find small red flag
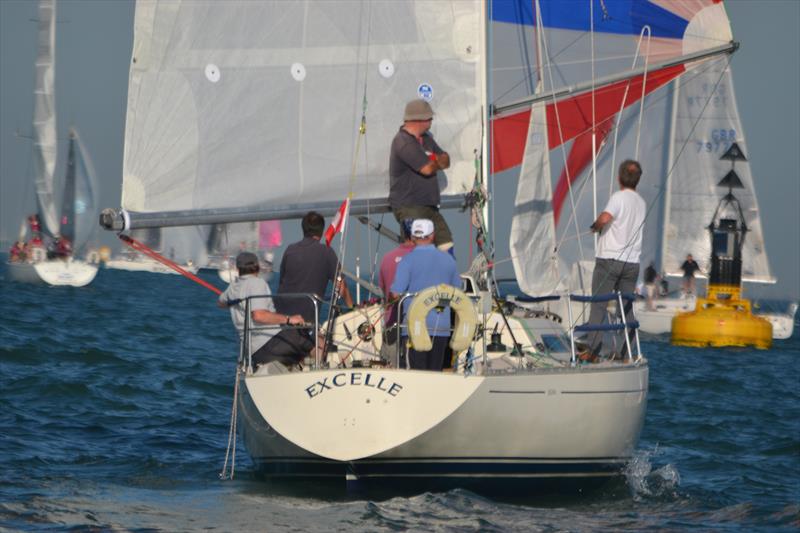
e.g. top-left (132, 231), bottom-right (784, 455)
top-left (324, 198), bottom-right (350, 246)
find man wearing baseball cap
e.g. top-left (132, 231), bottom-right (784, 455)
top-left (388, 99), bottom-right (454, 254)
top-left (218, 252), bottom-right (305, 373)
top-left (390, 218), bottom-right (461, 370)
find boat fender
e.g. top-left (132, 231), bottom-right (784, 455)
top-left (407, 284), bottom-right (478, 353)
top-left (86, 250), bottom-right (100, 264)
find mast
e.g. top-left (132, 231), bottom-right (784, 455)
top-left (481, 0), bottom-right (490, 240)
top-left (590, 0), bottom-right (598, 254)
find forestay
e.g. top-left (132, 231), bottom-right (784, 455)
top-left (121, 0), bottom-right (483, 220)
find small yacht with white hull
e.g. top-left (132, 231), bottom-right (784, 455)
top-left (99, 0), bottom-right (752, 489)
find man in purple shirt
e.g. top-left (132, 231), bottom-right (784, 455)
top-left (378, 219), bottom-right (415, 364)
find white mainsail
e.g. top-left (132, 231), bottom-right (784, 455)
top-left (32, 0), bottom-right (59, 236)
top-left (661, 58), bottom-right (772, 283)
top-left (121, 0), bottom-right (482, 220)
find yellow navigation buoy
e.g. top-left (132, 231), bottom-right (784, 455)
top-left (671, 289), bottom-right (772, 349)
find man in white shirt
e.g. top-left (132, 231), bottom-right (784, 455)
top-left (585, 159), bottom-right (646, 360)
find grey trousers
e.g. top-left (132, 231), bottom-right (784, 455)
top-left (587, 258), bottom-right (640, 354)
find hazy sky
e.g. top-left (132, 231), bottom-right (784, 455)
top-left (1, 0), bottom-right (797, 299)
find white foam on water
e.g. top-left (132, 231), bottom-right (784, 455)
top-left (625, 445), bottom-right (682, 501)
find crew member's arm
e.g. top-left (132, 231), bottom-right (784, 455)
top-left (252, 309), bottom-right (305, 326)
top-left (418, 152), bottom-right (451, 176)
top-left (337, 277), bottom-right (354, 308)
top-left (590, 211), bottom-right (613, 233)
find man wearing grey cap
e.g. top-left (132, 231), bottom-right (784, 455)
top-left (389, 99), bottom-right (454, 253)
top-left (218, 251), bottom-right (305, 372)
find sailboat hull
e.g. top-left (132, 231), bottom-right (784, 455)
top-left (633, 297), bottom-right (696, 335)
top-left (105, 258), bottom-right (198, 275)
top-left (6, 260), bottom-right (98, 287)
top-left (239, 364), bottom-right (648, 482)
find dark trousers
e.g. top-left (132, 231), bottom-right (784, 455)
top-left (587, 258), bottom-right (639, 354)
top-left (252, 328), bottom-right (314, 369)
top-left (403, 335), bottom-right (449, 371)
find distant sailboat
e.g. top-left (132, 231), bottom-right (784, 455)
top-left (629, 63), bottom-right (797, 339)
top-left (205, 220), bottom-right (282, 283)
top-left (105, 226), bottom-right (201, 275)
top-left (6, 0), bottom-right (98, 287)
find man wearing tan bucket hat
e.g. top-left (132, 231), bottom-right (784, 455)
top-left (388, 99), bottom-right (454, 253)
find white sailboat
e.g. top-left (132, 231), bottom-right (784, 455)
top-left (105, 226), bottom-right (201, 275)
top-left (204, 221), bottom-right (281, 283)
top-left (7, 0), bottom-right (98, 288)
top-left (99, 1), bottom-right (754, 485)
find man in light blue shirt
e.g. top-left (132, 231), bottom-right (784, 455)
top-left (390, 219), bottom-right (461, 370)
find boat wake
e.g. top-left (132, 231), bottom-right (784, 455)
top-left (624, 446), bottom-right (681, 501)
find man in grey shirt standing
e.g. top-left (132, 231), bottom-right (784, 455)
top-left (389, 99), bottom-right (454, 253)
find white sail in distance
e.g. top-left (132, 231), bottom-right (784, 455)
top-left (661, 58), bottom-right (772, 283)
top-left (32, 0), bottom-right (59, 236)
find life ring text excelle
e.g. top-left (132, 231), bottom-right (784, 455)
top-left (406, 284), bottom-right (478, 352)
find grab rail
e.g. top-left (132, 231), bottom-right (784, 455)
top-left (240, 293), bottom-right (323, 371)
top-left (566, 292), bottom-right (642, 366)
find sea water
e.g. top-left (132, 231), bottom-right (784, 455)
top-left (1, 266), bottom-right (798, 531)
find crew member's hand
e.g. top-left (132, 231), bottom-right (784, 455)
top-left (287, 314), bottom-right (305, 326)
